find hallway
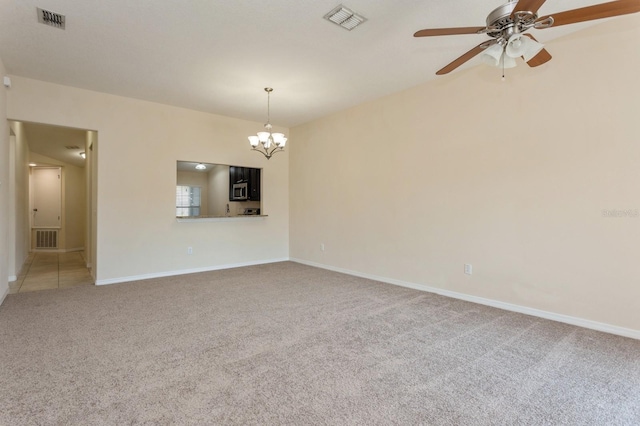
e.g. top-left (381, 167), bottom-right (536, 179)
top-left (9, 252), bottom-right (94, 293)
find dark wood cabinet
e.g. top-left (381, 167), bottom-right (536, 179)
top-left (230, 166), bottom-right (237, 185)
top-left (228, 166), bottom-right (237, 200)
top-left (248, 168), bottom-right (260, 201)
top-left (229, 166), bottom-right (260, 201)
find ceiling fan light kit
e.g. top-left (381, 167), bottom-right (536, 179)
top-left (414, 0), bottom-right (640, 76)
top-left (506, 34), bottom-right (544, 61)
top-left (482, 44), bottom-right (517, 69)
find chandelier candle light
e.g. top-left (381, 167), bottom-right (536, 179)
top-left (248, 88), bottom-right (287, 159)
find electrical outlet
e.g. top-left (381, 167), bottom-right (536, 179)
top-left (464, 264), bottom-right (472, 275)
top-left (187, 247), bottom-right (193, 255)
top-left (320, 243), bottom-right (325, 251)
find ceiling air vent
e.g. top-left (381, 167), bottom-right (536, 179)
top-left (324, 5), bottom-right (367, 31)
top-left (65, 145), bottom-right (80, 150)
top-left (37, 7), bottom-right (65, 30)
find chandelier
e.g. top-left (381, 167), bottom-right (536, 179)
top-left (248, 88), bottom-right (287, 159)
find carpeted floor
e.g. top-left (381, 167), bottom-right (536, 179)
top-left (0, 261), bottom-right (638, 425)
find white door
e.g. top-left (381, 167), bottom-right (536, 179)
top-left (32, 167), bottom-right (61, 228)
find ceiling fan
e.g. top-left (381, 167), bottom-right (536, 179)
top-left (414, 0), bottom-right (640, 75)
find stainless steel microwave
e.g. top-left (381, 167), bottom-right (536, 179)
top-left (232, 182), bottom-right (248, 200)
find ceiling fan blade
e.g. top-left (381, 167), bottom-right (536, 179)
top-left (436, 43), bottom-right (487, 75)
top-left (522, 34), bottom-right (552, 67)
top-left (511, 0), bottom-right (548, 17)
top-left (538, 0), bottom-right (640, 27)
top-left (414, 27), bottom-right (485, 37)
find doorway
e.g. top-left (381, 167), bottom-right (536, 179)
top-left (8, 121), bottom-right (98, 293)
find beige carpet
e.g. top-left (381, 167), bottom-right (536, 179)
top-left (0, 261), bottom-right (638, 425)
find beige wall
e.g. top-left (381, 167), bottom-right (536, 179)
top-left (208, 165), bottom-right (230, 217)
top-left (0, 55), bottom-right (8, 299)
top-left (7, 77), bottom-right (289, 283)
top-left (63, 161), bottom-right (86, 250)
top-left (85, 130), bottom-right (97, 273)
top-left (290, 16), bottom-right (640, 332)
top-left (8, 121), bottom-right (29, 277)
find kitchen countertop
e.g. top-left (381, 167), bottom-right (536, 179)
top-left (176, 215), bottom-right (268, 223)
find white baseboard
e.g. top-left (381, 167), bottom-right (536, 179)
top-left (95, 258), bottom-right (290, 286)
top-left (63, 247), bottom-right (85, 253)
top-left (31, 247), bottom-right (84, 253)
top-left (8, 275), bottom-right (17, 282)
top-left (290, 258), bottom-right (640, 341)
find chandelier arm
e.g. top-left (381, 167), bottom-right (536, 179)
top-left (268, 147), bottom-right (284, 157)
top-left (250, 145), bottom-right (284, 160)
top-left (251, 147), bottom-right (270, 159)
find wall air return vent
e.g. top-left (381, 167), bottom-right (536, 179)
top-left (36, 230), bottom-right (58, 249)
top-left (37, 7), bottom-right (65, 29)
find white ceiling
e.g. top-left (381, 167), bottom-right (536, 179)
top-left (20, 122), bottom-right (88, 168)
top-left (0, 0), bottom-right (619, 127)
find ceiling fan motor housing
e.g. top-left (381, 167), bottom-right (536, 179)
top-left (486, 1), bottom-right (538, 40)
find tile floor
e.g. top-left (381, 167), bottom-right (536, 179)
top-left (9, 251), bottom-right (94, 294)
